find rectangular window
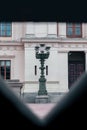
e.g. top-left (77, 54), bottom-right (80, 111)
top-left (0, 60), bottom-right (11, 79)
top-left (46, 65), bottom-right (48, 75)
top-left (66, 23), bottom-right (82, 38)
top-left (0, 23), bottom-right (12, 37)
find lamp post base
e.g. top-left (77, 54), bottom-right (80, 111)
top-left (38, 77), bottom-right (48, 95)
top-left (35, 95), bottom-right (49, 103)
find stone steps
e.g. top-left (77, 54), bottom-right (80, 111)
top-left (6, 79), bottom-right (23, 97)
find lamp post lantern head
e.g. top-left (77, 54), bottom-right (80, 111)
top-left (35, 44), bottom-right (50, 59)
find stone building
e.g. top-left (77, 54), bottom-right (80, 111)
top-left (0, 22), bottom-right (86, 102)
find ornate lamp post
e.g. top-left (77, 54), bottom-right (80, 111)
top-left (35, 44), bottom-right (50, 96)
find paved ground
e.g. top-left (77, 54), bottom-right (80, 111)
top-left (21, 92), bottom-right (66, 103)
top-left (20, 93), bottom-right (67, 120)
top-left (25, 103), bottom-right (57, 119)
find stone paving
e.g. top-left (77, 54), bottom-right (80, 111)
top-left (26, 103), bottom-right (57, 119)
top-left (11, 91), bottom-right (67, 119)
top-left (20, 93), bottom-right (67, 119)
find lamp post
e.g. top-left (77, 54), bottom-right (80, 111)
top-left (35, 44), bottom-right (50, 96)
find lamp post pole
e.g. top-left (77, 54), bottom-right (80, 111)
top-left (38, 54), bottom-right (47, 95)
top-left (35, 44), bottom-right (50, 96)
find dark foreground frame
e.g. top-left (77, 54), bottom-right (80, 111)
top-left (0, 72), bottom-right (87, 129)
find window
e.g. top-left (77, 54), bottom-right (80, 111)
top-left (66, 23), bottom-right (82, 38)
top-left (0, 23), bottom-right (12, 37)
top-left (0, 60), bottom-right (11, 79)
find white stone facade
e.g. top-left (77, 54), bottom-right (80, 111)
top-left (0, 22), bottom-right (87, 93)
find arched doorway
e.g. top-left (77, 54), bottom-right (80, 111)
top-left (68, 51), bottom-right (85, 89)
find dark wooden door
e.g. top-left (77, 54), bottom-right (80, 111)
top-left (68, 62), bottom-right (85, 88)
top-left (68, 52), bottom-right (85, 89)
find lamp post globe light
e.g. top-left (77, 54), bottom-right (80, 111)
top-left (35, 44), bottom-right (50, 97)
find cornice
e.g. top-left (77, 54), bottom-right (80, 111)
top-left (0, 42), bottom-right (23, 46)
top-left (21, 37), bottom-right (87, 43)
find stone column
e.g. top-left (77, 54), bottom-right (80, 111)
top-left (58, 51), bottom-right (69, 92)
top-left (24, 43), bottom-right (39, 93)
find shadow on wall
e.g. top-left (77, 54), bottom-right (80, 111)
top-left (0, 72), bottom-right (87, 129)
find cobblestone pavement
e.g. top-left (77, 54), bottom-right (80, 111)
top-left (25, 103), bottom-right (57, 119)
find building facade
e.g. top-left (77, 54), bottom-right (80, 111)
top-left (0, 22), bottom-right (87, 95)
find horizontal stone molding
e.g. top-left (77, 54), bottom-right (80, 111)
top-left (0, 46), bottom-right (24, 51)
top-left (21, 36), bottom-right (87, 43)
top-left (24, 81), bottom-right (59, 84)
top-left (0, 40), bottom-right (21, 44)
top-left (0, 55), bottom-right (15, 58)
top-left (58, 50), bottom-right (69, 53)
top-left (0, 42), bottom-right (23, 45)
top-left (21, 37), bottom-right (61, 43)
